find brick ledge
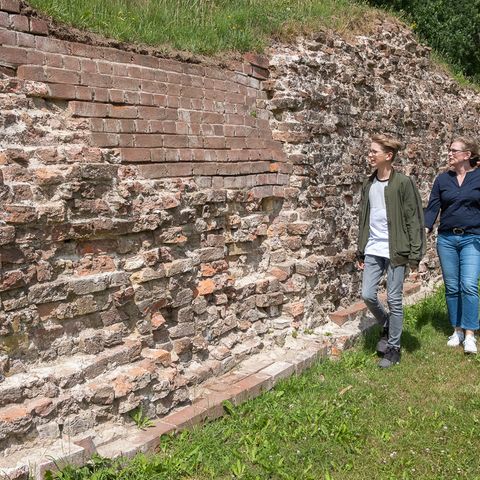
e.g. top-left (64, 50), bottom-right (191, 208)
top-left (329, 281), bottom-right (422, 326)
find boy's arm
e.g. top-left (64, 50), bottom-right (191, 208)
top-left (404, 178), bottom-right (425, 267)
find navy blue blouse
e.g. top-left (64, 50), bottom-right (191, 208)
top-left (424, 168), bottom-right (480, 234)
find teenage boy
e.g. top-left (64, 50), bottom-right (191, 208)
top-left (357, 134), bottom-right (426, 368)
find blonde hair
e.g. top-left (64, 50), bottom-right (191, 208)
top-left (371, 134), bottom-right (402, 160)
top-left (453, 136), bottom-right (479, 166)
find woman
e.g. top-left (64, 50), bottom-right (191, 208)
top-left (425, 136), bottom-right (480, 353)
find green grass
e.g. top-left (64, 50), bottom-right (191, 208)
top-left (48, 287), bottom-right (480, 479)
top-left (27, 0), bottom-right (371, 55)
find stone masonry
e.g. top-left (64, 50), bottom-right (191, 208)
top-left (0, 0), bottom-right (479, 471)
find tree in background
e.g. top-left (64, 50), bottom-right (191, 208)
top-left (367, 0), bottom-right (480, 81)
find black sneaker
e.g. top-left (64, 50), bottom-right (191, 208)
top-left (378, 346), bottom-right (401, 368)
top-left (376, 328), bottom-right (388, 356)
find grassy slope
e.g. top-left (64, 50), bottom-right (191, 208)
top-left (51, 287), bottom-right (480, 480)
top-left (27, 0), bottom-right (371, 55)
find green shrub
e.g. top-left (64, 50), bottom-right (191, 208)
top-left (367, 0), bottom-right (480, 82)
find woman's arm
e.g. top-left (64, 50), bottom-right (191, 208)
top-left (424, 176), bottom-right (441, 231)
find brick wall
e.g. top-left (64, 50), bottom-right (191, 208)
top-left (0, 0), bottom-right (297, 455)
top-left (1, 0), bottom-right (479, 458)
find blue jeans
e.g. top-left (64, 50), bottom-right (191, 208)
top-left (437, 233), bottom-right (480, 331)
top-left (361, 255), bottom-right (406, 348)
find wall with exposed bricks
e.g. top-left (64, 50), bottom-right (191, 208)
top-left (0, 0), bottom-right (295, 458)
top-left (1, 0), bottom-right (480, 462)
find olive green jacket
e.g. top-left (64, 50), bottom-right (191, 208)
top-left (357, 169), bottom-right (426, 267)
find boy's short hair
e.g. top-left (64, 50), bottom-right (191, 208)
top-left (371, 134), bottom-right (402, 160)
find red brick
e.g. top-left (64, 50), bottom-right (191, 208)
top-left (192, 164), bottom-right (217, 176)
top-left (26, 397), bottom-right (55, 417)
top-left (244, 52), bottom-right (270, 69)
top-left (0, 404), bottom-right (29, 423)
top-left (75, 86), bottom-right (94, 101)
top-left (0, 0), bottom-right (20, 13)
top-left (69, 101), bottom-right (109, 118)
top-left (230, 373), bottom-right (273, 403)
top-left (138, 106), bottom-right (165, 120)
top-left (2, 204), bottom-right (37, 223)
top-left (329, 301), bottom-right (367, 326)
top-left (68, 41), bottom-right (91, 58)
top-left (138, 163), bottom-right (193, 178)
top-left (141, 79), bottom-right (167, 94)
top-left (141, 348), bottom-right (171, 366)
top-left (81, 58), bottom-right (97, 73)
top-left (121, 119), bottom-right (137, 132)
top-left (46, 66), bottom-right (80, 84)
top-left (202, 112), bottom-right (224, 124)
top-left (82, 72), bottom-right (112, 88)
top-left (105, 48), bottom-right (133, 64)
top-left (109, 105), bottom-right (138, 119)
top-left (93, 87), bottom-right (109, 102)
top-left (91, 133), bottom-right (119, 147)
top-left (150, 149), bottom-right (166, 162)
top-left (133, 53), bottom-right (159, 69)
top-left (120, 148), bottom-right (152, 163)
top-left (101, 119), bottom-right (120, 133)
top-left (43, 52), bottom-right (63, 67)
top-left (9, 13), bottom-right (27, 31)
top-left (152, 93), bottom-right (167, 106)
top-left (89, 118), bottom-right (104, 132)
top-left (0, 45), bottom-right (27, 65)
top-left (15, 30), bottom-right (34, 47)
top-left (36, 36), bottom-right (68, 54)
top-left (163, 392), bottom-right (229, 430)
top-left (47, 84), bottom-right (76, 100)
top-left (97, 61), bottom-right (113, 75)
top-left (62, 55), bottom-right (81, 71)
top-left (109, 89), bottom-right (125, 103)
top-left (204, 137), bottom-right (226, 149)
top-left (195, 278), bottom-right (216, 296)
top-left (118, 134), bottom-right (134, 147)
top-left (163, 135), bottom-right (188, 148)
top-left (113, 76), bottom-right (141, 91)
top-left (0, 11), bottom-right (9, 27)
top-left (0, 28), bottom-right (15, 45)
top-left (226, 138), bottom-right (247, 149)
top-left (29, 16), bottom-right (49, 35)
top-left (0, 269), bottom-right (26, 291)
top-left (151, 312), bottom-right (166, 330)
top-left (75, 254), bottom-right (116, 276)
top-left (167, 83), bottom-right (181, 96)
top-left (283, 301), bottom-right (305, 318)
top-left (134, 134), bottom-right (163, 148)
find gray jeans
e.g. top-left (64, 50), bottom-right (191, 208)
top-left (361, 255), bottom-right (406, 348)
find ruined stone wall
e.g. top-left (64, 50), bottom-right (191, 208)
top-left (1, 0), bottom-right (480, 458)
top-left (265, 19), bottom-right (480, 320)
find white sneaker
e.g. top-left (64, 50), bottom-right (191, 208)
top-left (447, 331), bottom-right (464, 347)
top-left (464, 335), bottom-right (477, 354)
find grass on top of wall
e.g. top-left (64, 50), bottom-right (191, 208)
top-left (47, 286), bottom-right (480, 479)
top-left (27, 0), bottom-right (372, 55)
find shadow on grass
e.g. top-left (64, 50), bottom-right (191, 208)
top-left (411, 290), bottom-right (451, 337)
top-left (362, 324), bottom-right (421, 354)
top-left (361, 288), bottom-right (450, 355)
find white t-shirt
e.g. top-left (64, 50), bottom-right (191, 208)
top-left (365, 177), bottom-right (389, 259)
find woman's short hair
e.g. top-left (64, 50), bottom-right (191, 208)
top-left (453, 136), bottom-right (479, 167)
top-left (371, 134), bottom-right (402, 160)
